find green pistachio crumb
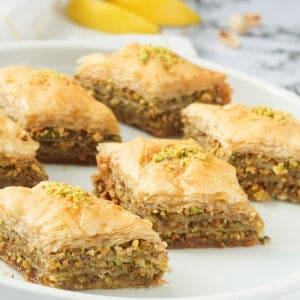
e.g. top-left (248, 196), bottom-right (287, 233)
top-left (138, 49), bottom-right (150, 64)
top-left (272, 162), bottom-right (288, 175)
top-left (253, 189), bottom-right (271, 202)
top-left (251, 106), bottom-right (291, 123)
top-left (152, 144), bottom-right (207, 166)
top-left (6, 75), bottom-right (15, 83)
top-left (29, 69), bottom-right (65, 85)
top-left (30, 163), bottom-right (41, 172)
top-left (288, 159), bottom-right (298, 168)
top-left (113, 258), bottom-right (123, 266)
top-left (45, 182), bottom-right (91, 203)
top-left (132, 239), bottom-right (139, 248)
top-left (189, 206), bottom-right (201, 215)
top-left (152, 154), bottom-right (165, 163)
top-left (137, 45), bottom-right (182, 70)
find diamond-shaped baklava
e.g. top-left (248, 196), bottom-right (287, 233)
top-left (0, 66), bottom-right (121, 164)
top-left (0, 110), bottom-right (47, 187)
top-left (182, 102), bottom-right (300, 202)
top-left (0, 181), bottom-right (168, 290)
top-left (93, 137), bottom-right (267, 248)
top-left (75, 43), bottom-right (232, 137)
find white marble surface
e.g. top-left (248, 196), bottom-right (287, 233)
top-left (165, 0), bottom-right (300, 95)
top-left (1, 0), bottom-right (299, 95)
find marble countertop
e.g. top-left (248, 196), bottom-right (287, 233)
top-left (165, 0), bottom-right (300, 95)
top-left (1, 0), bottom-right (298, 95)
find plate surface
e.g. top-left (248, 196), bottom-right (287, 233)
top-left (0, 40), bottom-right (300, 300)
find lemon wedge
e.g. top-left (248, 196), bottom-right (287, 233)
top-left (66, 0), bottom-right (159, 34)
top-left (109, 0), bottom-right (201, 26)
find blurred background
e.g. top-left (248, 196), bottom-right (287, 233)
top-left (0, 0), bottom-right (299, 95)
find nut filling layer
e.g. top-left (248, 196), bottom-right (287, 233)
top-left (0, 159), bottom-right (47, 188)
top-left (0, 222), bottom-right (168, 290)
top-left (78, 78), bottom-right (229, 137)
top-left (30, 127), bottom-right (121, 165)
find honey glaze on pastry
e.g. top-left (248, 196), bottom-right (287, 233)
top-left (182, 102), bottom-right (300, 202)
top-left (0, 181), bottom-right (168, 289)
top-left (75, 43), bottom-right (232, 137)
top-left (93, 137), bottom-right (268, 248)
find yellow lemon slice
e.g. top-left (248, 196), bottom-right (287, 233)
top-left (66, 0), bottom-right (159, 34)
top-left (109, 0), bottom-right (201, 26)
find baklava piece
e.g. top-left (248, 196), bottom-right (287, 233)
top-left (75, 43), bottom-right (232, 137)
top-left (0, 110), bottom-right (47, 188)
top-left (93, 137), bottom-right (267, 248)
top-left (0, 181), bottom-right (168, 290)
top-left (0, 66), bottom-right (121, 165)
top-left (182, 103), bottom-right (300, 203)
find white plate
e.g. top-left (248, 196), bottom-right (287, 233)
top-left (0, 40), bottom-right (300, 300)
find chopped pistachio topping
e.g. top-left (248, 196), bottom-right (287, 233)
top-left (138, 50), bottom-right (150, 64)
top-left (152, 144), bottom-right (207, 165)
top-left (45, 182), bottom-right (92, 203)
top-left (272, 162), bottom-right (288, 175)
top-left (6, 75), bottom-right (15, 83)
top-left (132, 239), bottom-right (139, 248)
top-left (29, 69), bottom-right (65, 85)
top-left (289, 159), bottom-right (298, 168)
top-left (137, 45), bottom-right (183, 69)
top-left (251, 106), bottom-right (291, 123)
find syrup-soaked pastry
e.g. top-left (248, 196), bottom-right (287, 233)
top-left (93, 137), bottom-right (267, 248)
top-left (0, 66), bottom-right (121, 165)
top-left (0, 181), bottom-right (168, 290)
top-left (75, 43), bottom-right (231, 137)
top-left (182, 102), bottom-right (300, 202)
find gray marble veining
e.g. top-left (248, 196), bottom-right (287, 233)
top-left (165, 0), bottom-right (300, 95)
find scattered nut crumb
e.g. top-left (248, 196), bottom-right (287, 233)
top-left (20, 132), bottom-right (29, 141)
top-left (244, 13), bottom-right (261, 27)
top-left (217, 30), bottom-right (240, 48)
top-left (229, 13), bottom-right (261, 34)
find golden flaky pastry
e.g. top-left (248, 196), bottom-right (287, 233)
top-left (182, 102), bottom-right (300, 160)
top-left (0, 65), bottom-right (119, 135)
top-left (0, 109), bottom-right (38, 159)
top-left (96, 137), bottom-right (248, 210)
top-left (76, 43), bottom-right (231, 101)
top-left (0, 181), bottom-right (160, 253)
